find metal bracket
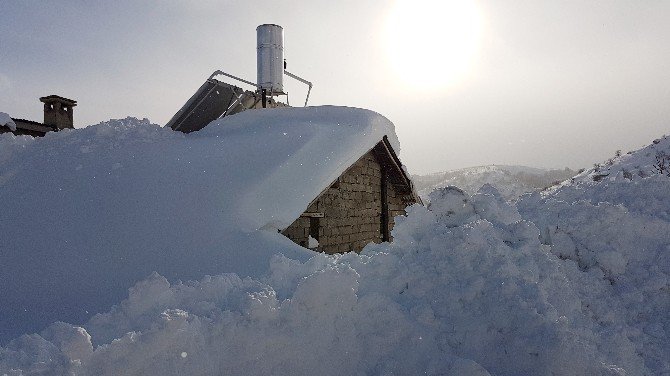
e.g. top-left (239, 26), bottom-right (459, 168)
top-left (284, 70), bottom-right (313, 107)
top-left (220, 91), bottom-right (250, 119)
top-left (209, 70), bottom-right (257, 88)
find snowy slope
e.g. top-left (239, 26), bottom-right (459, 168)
top-left (413, 165), bottom-right (577, 201)
top-left (0, 106), bottom-right (397, 342)
top-left (2, 178), bottom-right (666, 375)
top-left (1, 121), bottom-right (668, 375)
top-left (541, 135), bottom-right (670, 220)
top-left (518, 135), bottom-right (670, 374)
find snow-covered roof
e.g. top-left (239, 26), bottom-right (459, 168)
top-left (0, 106), bottom-right (402, 339)
top-left (196, 105), bottom-right (401, 231)
top-left (0, 112), bottom-right (17, 131)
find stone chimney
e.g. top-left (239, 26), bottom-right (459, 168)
top-left (39, 95), bottom-right (77, 130)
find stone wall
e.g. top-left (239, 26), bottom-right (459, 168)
top-left (282, 149), bottom-right (414, 254)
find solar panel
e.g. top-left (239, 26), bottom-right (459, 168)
top-left (166, 78), bottom-right (253, 133)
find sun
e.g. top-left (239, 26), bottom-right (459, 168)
top-left (384, 0), bottom-right (483, 89)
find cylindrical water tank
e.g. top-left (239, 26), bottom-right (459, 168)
top-left (257, 24), bottom-right (284, 94)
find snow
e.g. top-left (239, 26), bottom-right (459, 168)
top-left (0, 106), bottom-right (398, 342)
top-left (515, 135), bottom-right (670, 374)
top-left (413, 165), bottom-right (577, 201)
top-left (0, 112), bottom-right (17, 131)
top-left (543, 134), bottom-right (670, 219)
top-left (307, 235), bottom-right (319, 248)
top-left (1, 113), bottom-right (668, 375)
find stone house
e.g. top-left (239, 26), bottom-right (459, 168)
top-left (164, 76), bottom-right (421, 254)
top-left (0, 95), bottom-right (77, 137)
top-left (282, 136), bottom-right (419, 253)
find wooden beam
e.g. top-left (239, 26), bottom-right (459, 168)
top-left (380, 168), bottom-right (390, 242)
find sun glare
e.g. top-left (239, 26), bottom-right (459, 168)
top-left (385, 0), bottom-right (482, 89)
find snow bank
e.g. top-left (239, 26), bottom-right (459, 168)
top-left (516, 135), bottom-right (670, 373)
top-left (1, 114), bottom-right (668, 374)
top-left (0, 112), bottom-right (17, 131)
top-left (0, 106), bottom-right (397, 341)
top-left (2, 184), bottom-right (660, 375)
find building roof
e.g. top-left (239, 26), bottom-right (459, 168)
top-left (196, 105), bottom-right (407, 231)
top-left (11, 117), bottom-right (43, 126)
top-left (39, 95), bottom-right (77, 106)
top-left (11, 118), bottom-right (57, 132)
top-left (0, 115), bottom-right (56, 134)
top-left (373, 135), bottom-right (416, 195)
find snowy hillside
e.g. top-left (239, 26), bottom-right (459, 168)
top-left (413, 165), bottom-right (577, 201)
top-left (1, 115), bottom-right (668, 375)
top-left (543, 135), bottom-right (670, 220)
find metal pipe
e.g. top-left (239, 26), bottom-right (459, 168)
top-left (209, 70), bottom-right (257, 88)
top-left (220, 91), bottom-right (250, 119)
top-left (284, 70), bottom-right (313, 107)
top-left (304, 85), bottom-right (312, 107)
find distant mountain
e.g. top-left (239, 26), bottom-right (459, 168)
top-left (412, 165), bottom-right (578, 201)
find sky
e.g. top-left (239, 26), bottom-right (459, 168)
top-left (1, 0), bottom-right (669, 174)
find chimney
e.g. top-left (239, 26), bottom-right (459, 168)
top-left (39, 95), bottom-right (77, 130)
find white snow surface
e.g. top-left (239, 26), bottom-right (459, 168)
top-left (0, 112), bottom-right (17, 131)
top-left (0, 106), bottom-right (398, 341)
top-left (1, 118), bottom-right (669, 375)
top-left (413, 165), bottom-right (577, 201)
top-left (543, 134), bottom-right (670, 220)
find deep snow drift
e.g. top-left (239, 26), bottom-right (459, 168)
top-left (0, 106), bottom-right (397, 341)
top-left (1, 113), bottom-right (668, 375)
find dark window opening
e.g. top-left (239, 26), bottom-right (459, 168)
top-left (309, 217), bottom-right (320, 242)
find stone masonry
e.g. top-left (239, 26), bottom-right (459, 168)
top-left (282, 148), bottom-right (415, 254)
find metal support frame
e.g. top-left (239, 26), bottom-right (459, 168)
top-left (205, 69), bottom-right (313, 109)
top-left (219, 91), bottom-right (251, 119)
top-left (284, 70), bottom-right (313, 107)
top-left (209, 70), bottom-right (257, 88)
